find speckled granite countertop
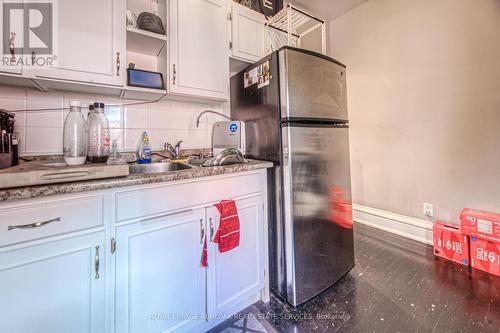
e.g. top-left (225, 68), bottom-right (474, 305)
top-left (0, 160), bottom-right (273, 203)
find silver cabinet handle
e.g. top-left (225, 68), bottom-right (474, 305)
top-left (209, 217), bottom-right (214, 241)
top-left (95, 246), bottom-right (100, 279)
top-left (172, 64), bottom-right (176, 85)
top-left (9, 32), bottom-right (15, 62)
top-left (116, 52), bottom-right (121, 76)
top-left (8, 217), bottom-right (61, 231)
top-left (200, 219), bottom-right (205, 244)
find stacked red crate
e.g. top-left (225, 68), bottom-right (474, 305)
top-left (461, 209), bottom-right (500, 277)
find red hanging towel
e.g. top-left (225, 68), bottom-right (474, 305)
top-left (201, 238), bottom-right (208, 267)
top-left (213, 200), bottom-right (240, 253)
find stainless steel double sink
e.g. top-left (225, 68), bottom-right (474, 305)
top-left (129, 161), bottom-right (196, 175)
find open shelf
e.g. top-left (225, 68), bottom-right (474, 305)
top-left (126, 27), bottom-right (167, 56)
top-left (121, 85), bottom-right (167, 100)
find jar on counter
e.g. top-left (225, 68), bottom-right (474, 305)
top-left (63, 101), bottom-right (86, 166)
top-left (87, 102), bottom-right (110, 163)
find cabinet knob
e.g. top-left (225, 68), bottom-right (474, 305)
top-left (95, 246), bottom-right (100, 279)
top-left (172, 64), bottom-right (176, 85)
top-left (200, 219), bottom-right (205, 244)
top-left (116, 52), bottom-right (121, 76)
top-left (209, 217), bottom-right (215, 241)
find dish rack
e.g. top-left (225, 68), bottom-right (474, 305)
top-left (265, 3), bottom-right (326, 55)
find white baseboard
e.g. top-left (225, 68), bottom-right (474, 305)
top-left (353, 204), bottom-right (434, 245)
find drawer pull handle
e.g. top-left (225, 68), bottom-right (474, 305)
top-left (209, 217), bottom-right (214, 241)
top-left (7, 217), bottom-right (61, 231)
top-left (95, 246), bottom-right (100, 279)
top-left (200, 219), bottom-right (205, 244)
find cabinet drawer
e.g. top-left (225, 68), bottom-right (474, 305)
top-left (116, 172), bottom-right (264, 222)
top-left (0, 195), bottom-right (104, 247)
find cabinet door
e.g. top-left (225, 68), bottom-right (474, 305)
top-left (207, 195), bottom-right (265, 317)
top-left (0, 232), bottom-right (106, 333)
top-left (34, 0), bottom-right (125, 86)
top-left (230, 2), bottom-right (265, 63)
top-left (115, 208), bottom-right (207, 333)
top-left (168, 0), bottom-right (229, 100)
top-left (0, 0), bottom-right (22, 75)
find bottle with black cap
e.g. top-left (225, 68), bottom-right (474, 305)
top-left (87, 102), bottom-right (110, 163)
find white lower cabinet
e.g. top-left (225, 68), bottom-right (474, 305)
top-left (115, 208), bottom-right (207, 333)
top-left (207, 195), bottom-right (265, 318)
top-left (0, 231), bottom-right (106, 333)
top-left (0, 171), bottom-right (268, 333)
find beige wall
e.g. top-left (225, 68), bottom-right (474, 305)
top-left (329, 0), bottom-right (500, 224)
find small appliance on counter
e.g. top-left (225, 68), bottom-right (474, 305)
top-left (212, 121), bottom-right (246, 156)
top-left (0, 110), bottom-right (17, 170)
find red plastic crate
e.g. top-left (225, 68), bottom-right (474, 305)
top-left (470, 236), bottom-right (500, 277)
top-left (433, 222), bottom-right (469, 266)
top-left (461, 208), bottom-right (500, 243)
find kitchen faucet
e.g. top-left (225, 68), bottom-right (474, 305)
top-left (165, 141), bottom-right (183, 159)
top-left (195, 110), bottom-right (231, 128)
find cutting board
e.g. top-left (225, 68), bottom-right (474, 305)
top-left (0, 159), bottom-right (130, 189)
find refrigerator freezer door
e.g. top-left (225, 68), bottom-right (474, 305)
top-left (279, 48), bottom-right (348, 122)
top-left (281, 124), bottom-right (354, 306)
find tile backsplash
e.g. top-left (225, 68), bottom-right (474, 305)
top-left (0, 86), bottom-right (229, 156)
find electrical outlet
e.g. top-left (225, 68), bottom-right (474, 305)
top-left (423, 203), bottom-right (434, 217)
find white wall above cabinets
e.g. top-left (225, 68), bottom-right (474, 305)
top-left (168, 0), bottom-right (230, 101)
top-left (0, 170), bottom-right (269, 333)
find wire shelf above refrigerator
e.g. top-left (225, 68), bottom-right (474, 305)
top-left (265, 4), bottom-right (326, 55)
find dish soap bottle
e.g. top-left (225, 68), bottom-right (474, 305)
top-left (137, 131), bottom-right (152, 164)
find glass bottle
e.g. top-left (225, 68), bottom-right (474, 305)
top-left (63, 101), bottom-right (86, 165)
top-left (87, 102), bottom-right (110, 163)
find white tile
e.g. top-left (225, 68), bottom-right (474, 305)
top-left (149, 129), bottom-right (170, 150)
top-left (26, 89), bottom-right (61, 101)
top-left (172, 111), bottom-right (199, 130)
top-left (0, 97), bottom-right (26, 111)
top-left (124, 128), bottom-right (144, 151)
top-left (26, 111), bottom-right (63, 127)
top-left (63, 92), bottom-right (95, 105)
top-left (13, 111), bottom-right (26, 127)
top-left (26, 95), bottom-right (64, 112)
top-left (149, 106), bottom-right (170, 129)
top-left (0, 86), bottom-right (26, 99)
top-left (110, 129), bottom-right (124, 150)
top-left (25, 127), bottom-right (63, 154)
top-left (14, 126), bottom-right (26, 155)
top-left (186, 129), bottom-right (211, 148)
top-left (124, 106), bottom-right (148, 129)
top-left (104, 105), bottom-right (123, 129)
top-left (170, 129), bottom-right (190, 148)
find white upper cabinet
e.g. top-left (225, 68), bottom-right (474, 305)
top-left (0, 231), bottom-right (106, 333)
top-left (229, 2), bottom-right (266, 63)
top-left (0, 0), bottom-right (22, 75)
top-left (168, 0), bottom-right (229, 101)
top-left (34, 0), bottom-right (125, 86)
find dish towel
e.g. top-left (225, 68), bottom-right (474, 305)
top-left (201, 238), bottom-right (208, 267)
top-left (213, 200), bottom-right (241, 253)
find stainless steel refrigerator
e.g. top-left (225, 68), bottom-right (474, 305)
top-left (231, 47), bottom-right (355, 307)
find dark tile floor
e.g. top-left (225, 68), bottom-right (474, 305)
top-left (209, 223), bottom-right (500, 333)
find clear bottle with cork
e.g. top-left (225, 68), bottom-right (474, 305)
top-left (87, 102), bottom-right (110, 163)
